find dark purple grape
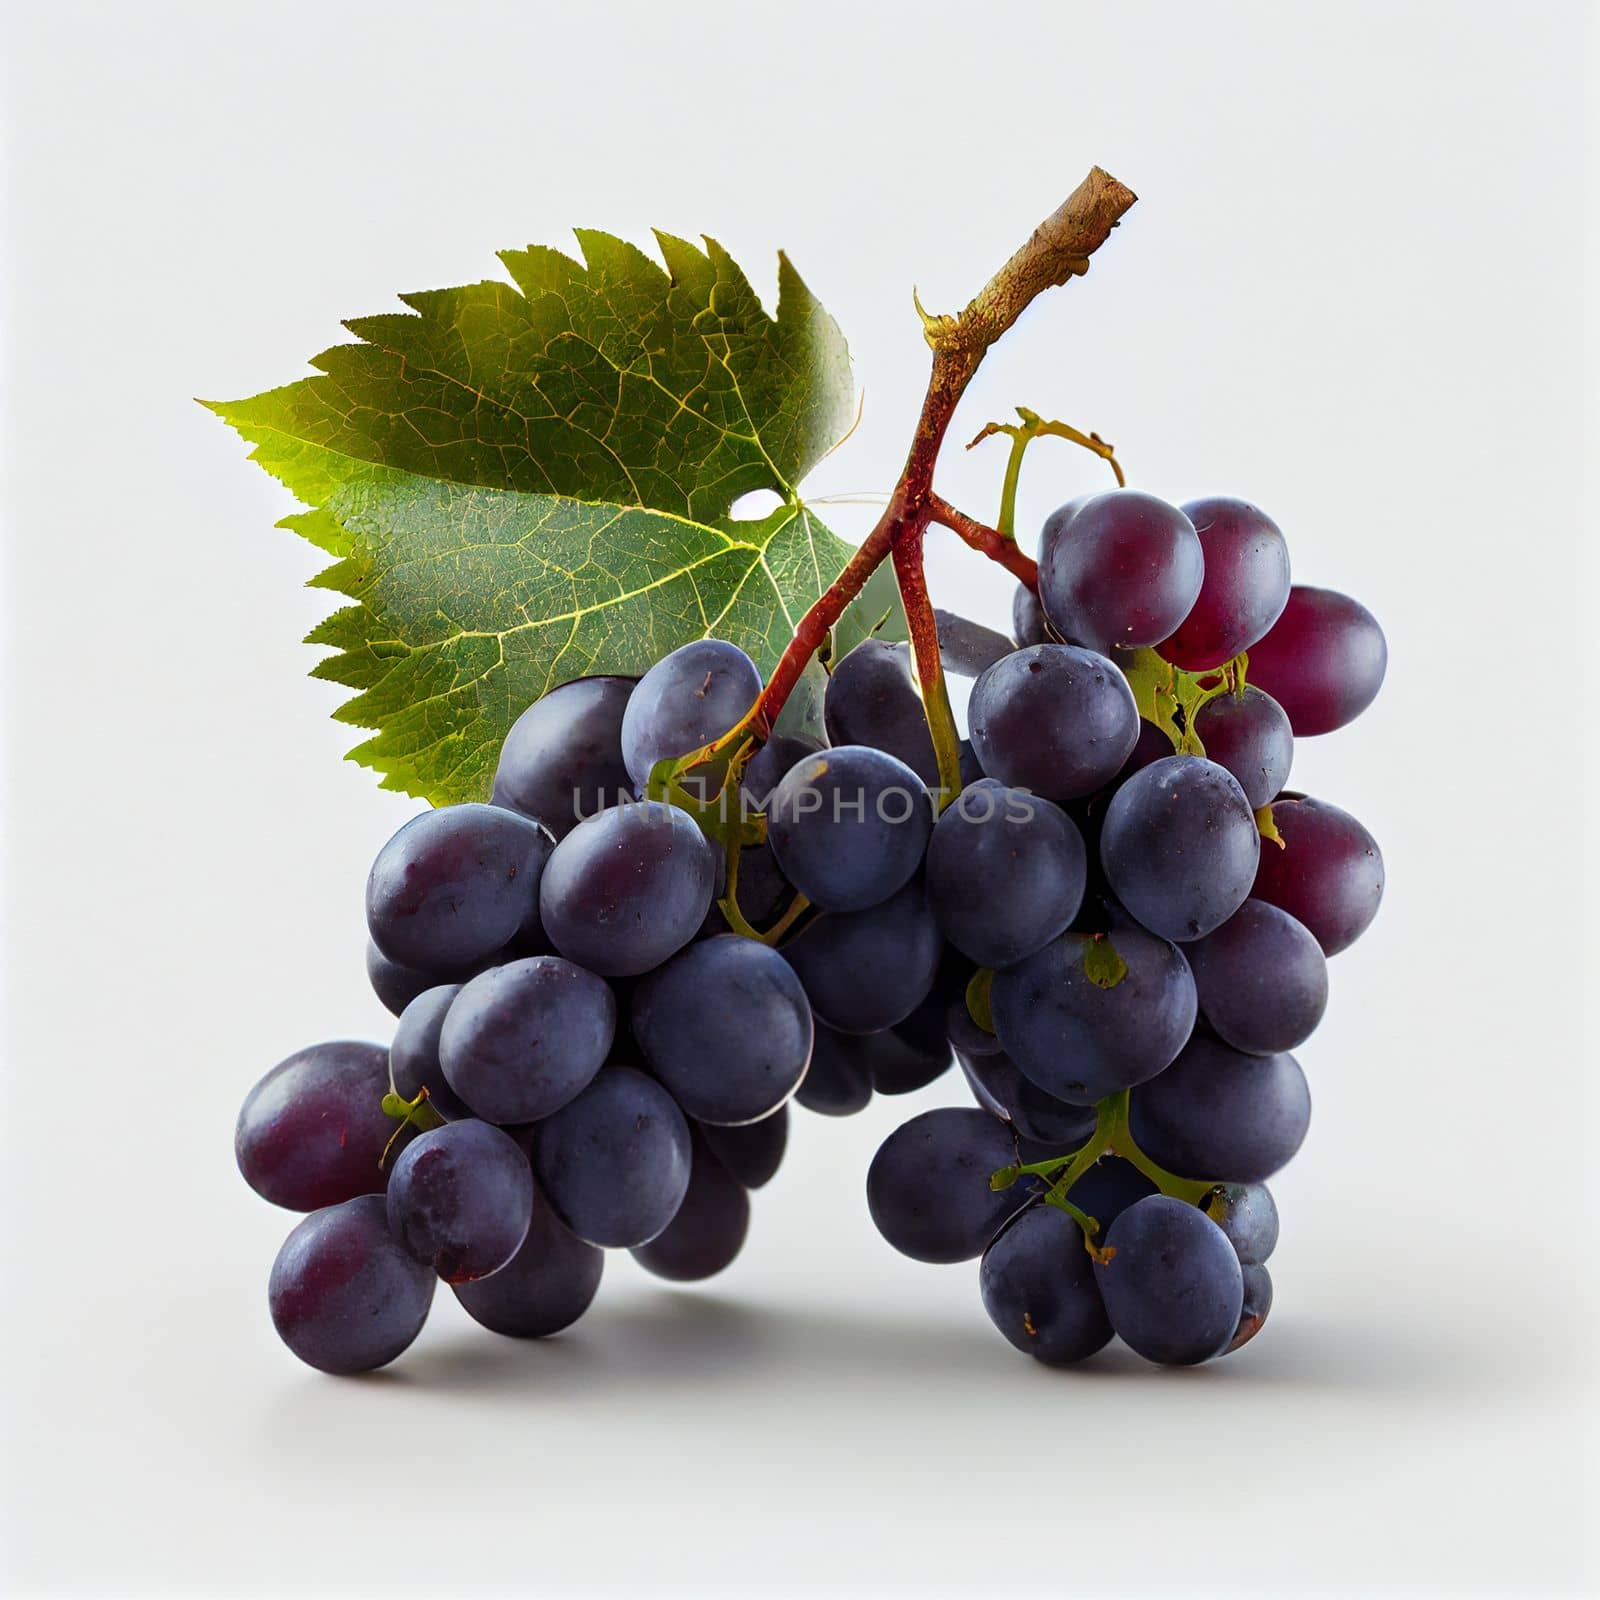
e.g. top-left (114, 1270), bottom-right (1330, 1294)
top-left (366, 938), bottom-right (439, 1017)
top-left (1245, 586), bottom-right (1387, 736)
top-left (822, 638), bottom-right (940, 788)
top-left (390, 985), bottom-right (470, 1120)
top-left (1158, 497), bottom-right (1291, 671)
top-left (869, 1039), bottom-right (953, 1096)
top-left (532, 1066), bottom-right (692, 1247)
top-left (740, 732), bottom-right (825, 810)
top-left (926, 781), bottom-right (1086, 968)
top-left (699, 1104), bottom-right (788, 1189)
top-left (620, 637), bottom-right (762, 790)
top-left (1117, 719), bottom-right (1178, 785)
top-left (1038, 491), bottom-right (1204, 654)
top-left (1093, 1195), bottom-right (1242, 1365)
top-left (385, 1119), bottom-right (534, 1283)
top-left (782, 878), bottom-right (943, 1034)
top-left (367, 936), bottom-right (512, 1015)
top-left (444, 960), bottom-right (617, 1126)
top-left (874, 997), bottom-right (955, 1095)
top-left (795, 1008), bottom-right (952, 1112)
top-left (1205, 1182), bottom-right (1279, 1265)
top-left (1064, 1157), bottom-right (1158, 1239)
top-left (452, 1183), bottom-right (603, 1338)
top-left (1187, 900), bottom-right (1327, 1054)
top-left (630, 1134), bottom-right (750, 1282)
top-left (766, 745), bottom-right (933, 913)
top-left (958, 1049), bottom-right (1100, 1147)
top-left (539, 800), bottom-right (716, 977)
top-left (935, 610), bottom-right (1016, 679)
top-left (1128, 1035), bottom-right (1310, 1182)
top-left (236, 1040), bottom-right (397, 1212)
top-left (269, 1195), bottom-right (435, 1374)
top-left (632, 935), bottom-right (812, 1125)
top-left (958, 738), bottom-right (986, 787)
top-left (438, 956), bottom-right (615, 1125)
top-left (700, 842), bottom-right (793, 936)
top-left (731, 841), bottom-right (793, 926)
top-left (968, 644), bottom-right (1140, 802)
top-left (1252, 795), bottom-right (1383, 955)
top-left (1100, 756), bottom-right (1259, 942)
top-left (1227, 1263), bottom-right (1273, 1353)
top-left (990, 927), bottom-right (1196, 1105)
top-left (366, 803), bottom-right (552, 974)
top-left (794, 1022), bottom-right (876, 1115)
top-left (866, 1108), bottom-right (1023, 1264)
top-left (1011, 582), bottom-right (1051, 647)
top-left (491, 675), bottom-right (635, 836)
top-left (979, 1204), bottom-right (1113, 1365)
top-left (947, 994), bottom-right (1003, 1058)
top-left (1192, 686), bottom-right (1293, 810)
top-left (890, 973), bottom-right (961, 1058)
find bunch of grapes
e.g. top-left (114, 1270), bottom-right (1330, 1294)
top-left (234, 487), bottom-right (1384, 1376)
top-left (872, 491), bottom-right (1385, 1366)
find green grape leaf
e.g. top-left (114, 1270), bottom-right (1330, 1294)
top-left (208, 230), bottom-right (901, 803)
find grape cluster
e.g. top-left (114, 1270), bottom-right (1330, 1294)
top-left (871, 490), bottom-right (1385, 1367)
top-left (235, 486), bottom-right (1384, 1377)
top-left (237, 655), bottom-right (805, 1374)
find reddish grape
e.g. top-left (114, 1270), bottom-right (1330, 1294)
top-left (1159, 497), bottom-right (1291, 671)
top-left (236, 1041), bottom-right (398, 1212)
top-left (1252, 794), bottom-right (1384, 956)
top-left (1038, 490), bottom-right (1203, 655)
top-left (1245, 586), bottom-right (1387, 736)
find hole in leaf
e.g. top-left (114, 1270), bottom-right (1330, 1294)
top-left (729, 489), bottom-right (784, 522)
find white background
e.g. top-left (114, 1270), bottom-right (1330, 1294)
top-left (4, 2), bottom-right (1596, 1595)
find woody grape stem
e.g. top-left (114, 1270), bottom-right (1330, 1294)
top-left (751, 166), bottom-right (1136, 735)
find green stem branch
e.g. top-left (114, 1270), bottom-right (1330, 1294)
top-left (1098, 1090), bottom-right (1216, 1207)
top-left (968, 406), bottom-right (1125, 541)
top-left (991, 1089), bottom-right (1218, 1218)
